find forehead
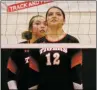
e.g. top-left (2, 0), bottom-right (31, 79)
top-left (33, 17), bottom-right (45, 22)
top-left (48, 8), bottom-right (63, 13)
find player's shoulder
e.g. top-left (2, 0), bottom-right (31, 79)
top-left (10, 49), bottom-right (28, 58)
top-left (68, 48), bottom-right (82, 59)
top-left (66, 34), bottom-right (79, 43)
top-left (34, 36), bottom-right (46, 43)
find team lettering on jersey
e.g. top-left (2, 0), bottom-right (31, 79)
top-left (40, 48), bottom-right (68, 54)
top-left (25, 56), bottom-right (30, 64)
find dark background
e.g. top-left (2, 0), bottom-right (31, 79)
top-left (1, 49), bottom-right (96, 90)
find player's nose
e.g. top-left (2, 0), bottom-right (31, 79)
top-left (41, 24), bottom-right (45, 28)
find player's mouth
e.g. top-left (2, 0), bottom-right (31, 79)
top-left (52, 19), bottom-right (57, 22)
top-left (40, 30), bottom-right (45, 33)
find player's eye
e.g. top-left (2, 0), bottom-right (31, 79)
top-left (56, 12), bottom-right (61, 16)
top-left (35, 22), bottom-right (40, 25)
top-left (47, 12), bottom-right (53, 16)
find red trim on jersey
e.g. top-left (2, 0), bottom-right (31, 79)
top-left (29, 57), bottom-right (39, 72)
top-left (71, 50), bottom-right (82, 68)
top-left (45, 33), bottom-right (67, 42)
top-left (7, 57), bottom-right (17, 74)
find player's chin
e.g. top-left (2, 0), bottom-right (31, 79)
top-left (39, 30), bottom-right (46, 33)
top-left (38, 33), bottom-right (45, 38)
top-left (49, 22), bottom-right (60, 26)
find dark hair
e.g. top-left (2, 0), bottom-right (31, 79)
top-left (28, 15), bottom-right (43, 31)
top-left (46, 6), bottom-right (65, 21)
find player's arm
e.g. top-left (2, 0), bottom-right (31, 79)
top-left (28, 55), bottom-right (40, 89)
top-left (7, 57), bottom-right (18, 89)
top-left (71, 50), bottom-right (83, 90)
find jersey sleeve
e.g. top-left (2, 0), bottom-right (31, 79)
top-left (6, 49), bottom-right (19, 90)
top-left (72, 37), bottom-right (79, 43)
top-left (7, 49), bottom-right (18, 82)
top-left (67, 34), bottom-right (79, 43)
top-left (28, 49), bottom-right (40, 72)
top-left (28, 49), bottom-right (40, 88)
top-left (70, 49), bottom-right (83, 84)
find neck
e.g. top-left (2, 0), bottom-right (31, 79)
top-left (29, 35), bottom-right (38, 43)
top-left (45, 26), bottom-right (67, 42)
top-left (47, 27), bottom-right (65, 38)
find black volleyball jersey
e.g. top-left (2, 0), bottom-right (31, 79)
top-left (29, 48), bottom-right (82, 90)
top-left (34, 34), bottom-right (79, 43)
top-left (7, 49), bottom-right (40, 89)
top-left (7, 48), bottom-right (82, 90)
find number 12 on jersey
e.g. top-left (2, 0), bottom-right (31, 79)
top-left (46, 53), bottom-right (60, 66)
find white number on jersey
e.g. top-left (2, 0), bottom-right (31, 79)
top-left (46, 53), bottom-right (60, 66)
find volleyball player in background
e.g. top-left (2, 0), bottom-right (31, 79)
top-left (7, 15), bottom-right (47, 90)
top-left (7, 49), bottom-right (41, 90)
top-left (22, 15), bottom-right (47, 43)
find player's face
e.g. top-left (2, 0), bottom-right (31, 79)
top-left (46, 8), bottom-right (64, 27)
top-left (32, 17), bottom-right (47, 38)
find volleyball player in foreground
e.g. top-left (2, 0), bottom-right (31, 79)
top-left (31, 6), bottom-right (83, 90)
